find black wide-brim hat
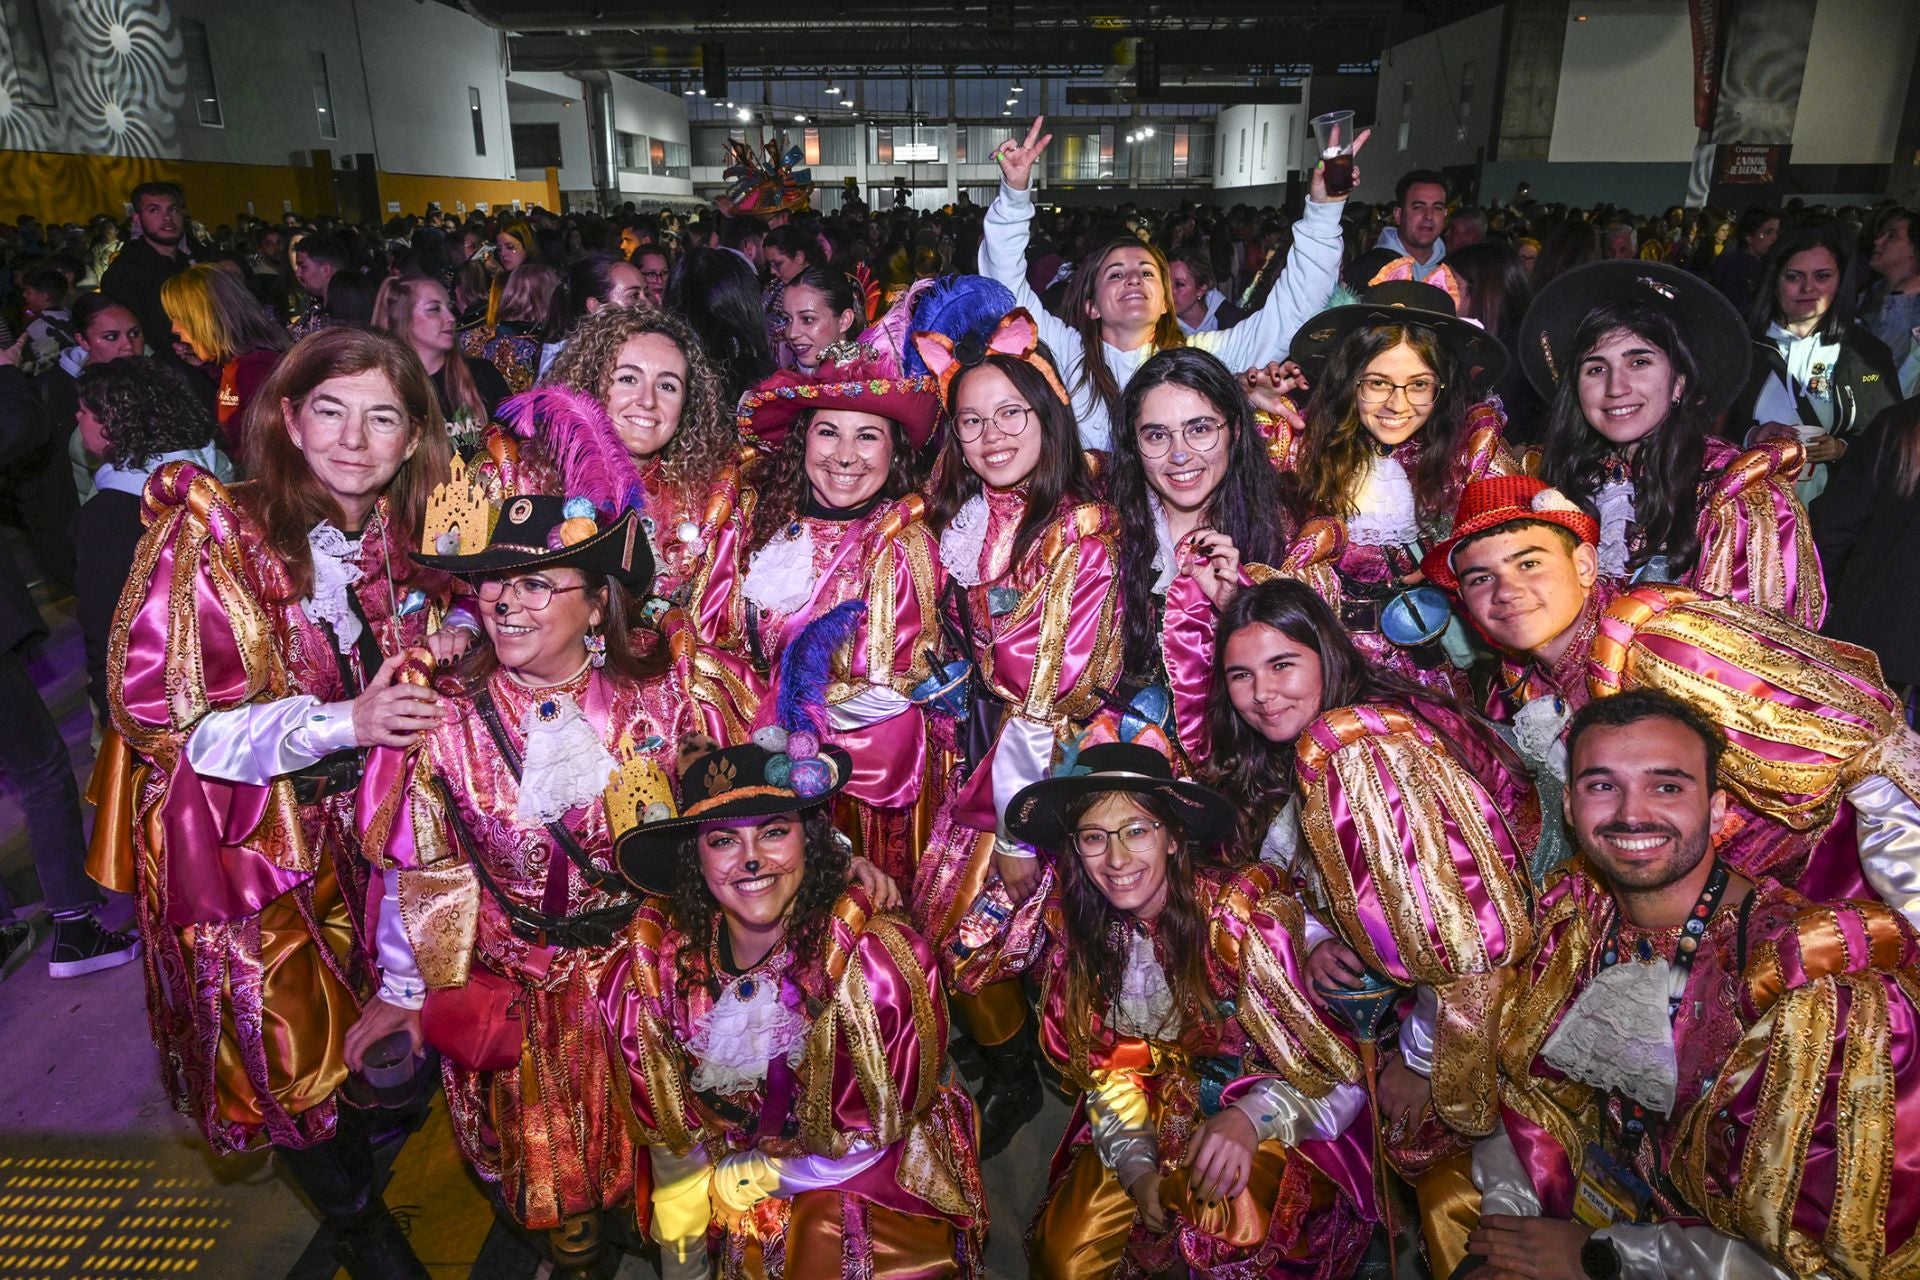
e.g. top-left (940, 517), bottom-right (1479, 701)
top-left (1287, 280), bottom-right (1510, 391)
top-left (416, 495), bottom-right (655, 595)
top-left (1518, 259), bottom-right (1752, 419)
top-left (1004, 742), bottom-right (1237, 850)
top-left (614, 741), bottom-right (854, 894)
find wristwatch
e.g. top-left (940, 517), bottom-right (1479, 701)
top-left (1580, 1236), bottom-right (1622, 1280)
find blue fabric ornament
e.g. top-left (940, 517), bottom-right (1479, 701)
top-left (789, 757), bottom-right (832, 797)
top-left (903, 275), bottom-right (1019, 378)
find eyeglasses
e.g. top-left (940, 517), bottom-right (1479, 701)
top-left (954, 403), bottom-right (1036, 442)
top-left (1136, 417), bottom-right (1226, 458)
top-left (1355, 375), bottom-right (1443, 407)
top-left (1072, 819), bottom-right (1165, 858)
top-left (475, 577), bottom-right (590, 611)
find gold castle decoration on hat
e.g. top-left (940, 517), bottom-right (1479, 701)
top-left (603, 732), bottom-right (678, 836)
top-left (421, 454), bottom-right (498, 557)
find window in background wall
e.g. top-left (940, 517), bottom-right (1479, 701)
top-left (0, 0), bottom-right (57, 109)
top-left (662, 141), bottom-right (689, 178)
top-left (1260, 120), bottom-right (1269, 170)
top-left (1238, 128), bottom-right (1247, 175)
top-left (310, 51), bottom-right (336, 140)
top-left (1398, 78), bottom-right (1413, 150)
top-left (512, 122), bottom-right (564, 170)
top-left (469, 86), bottom-right (486, 155)
top-left (616, 131), bottom-right (645, 170)
top-left (694, 127), bottom-right (745, 167)
top-left (649, 137), bottom-right (667, 173)
top-left (816, 127), bottom-right (856, 166)
top-left (1187, 121), bottom-right (1214, 178)
top-left (1457, 61), bottom-right (1475, 142)
top-left (1286, 120), bottom-right (1297, 170)
top-left (183, 19), bottom-right (222, 127)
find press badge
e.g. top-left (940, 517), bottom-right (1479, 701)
top-left (1573, 1142), bottom-right (1653, 1227)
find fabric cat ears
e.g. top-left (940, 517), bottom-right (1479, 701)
top-left (910, 307), bottom-right (1072, 408)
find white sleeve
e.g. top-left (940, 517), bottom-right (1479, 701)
top-left (1898, 336), bottom-right (1920, 399)
top-left (1397, 984), bottom-right (1439, 1076)
top-left (980, 182), bottom-right (1087, 371)
top-left (1846, 772), bottom-right (1920, 929)
top-left (989, 712), bottom-right (1058, 839)
top-left (1194, 198), bottom-right (1345, 374)
top-left (826, 685), bottom-right (914, 732)
top-left (1228, 1078), bottom-right (1366, 1145)
top-left (183, 696), bottom-right (358, 785)
top-left (1470, 1124), bottom-right (1544, 1217)
top-left (373, 871), bottom-right (425, 1009)
top-left (1595, 1223), bottom-right (1794, 1280)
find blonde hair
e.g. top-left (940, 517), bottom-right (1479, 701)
top-left (161, 264), bottom-right (291, 364)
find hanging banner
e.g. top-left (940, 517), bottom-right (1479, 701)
top-left (1687, 0), bottom-right (1727, 130)
top-left (1714, 144), bottom-right (1784, 184)
top-left (1709, 0), bottom-right (1819, 144)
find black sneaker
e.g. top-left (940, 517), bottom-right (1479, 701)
top-left (0, 920), bottom-right (31, 983)
top-left (48, 912), bottom-right (141, 979)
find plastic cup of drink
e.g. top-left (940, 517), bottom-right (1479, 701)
top-left (1311, 109), bottom-right (1358, 195)
top-left (358, 1031), bottom-right (424, 1108)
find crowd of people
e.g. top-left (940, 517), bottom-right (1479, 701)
top-left (0, 112), bottom-right (1917, 1280)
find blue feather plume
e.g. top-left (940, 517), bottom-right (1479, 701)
top-left (775, 600), bottom-right (868, 738)
top-left (903, 275), bottom-right (1017, 378)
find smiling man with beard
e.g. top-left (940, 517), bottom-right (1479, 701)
top-left (1460, 689), bottom-right (1920, 1280)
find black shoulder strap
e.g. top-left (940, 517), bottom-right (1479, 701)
top-left (473, 685), bottom-right (626, 893)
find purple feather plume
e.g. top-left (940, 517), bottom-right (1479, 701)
top-left (498, 385), bottom-right (645, 519)
top-left (776, 600), bottom-right (868, 738)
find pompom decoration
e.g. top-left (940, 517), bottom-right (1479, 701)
top-left (786, 730), bottom-right (820, 760)
top-left (903, 275), bottom-right (1019, 378)
top-left (558, 517), bottom-right (599, 547)
top-left (751, 726), bottom-right (791, 753)
top-left (546, 526), bottom-right (569, 551)
top-left (563, 497), bottom-right (597, 520)
top-left (764, 754), bottom-right (794, 788)
top-left (789, 757), bottom-right (833, 798)
top-left (676, 520), bottom-right (701, 545)
top-left (643, 801), bottom-right (672, 823)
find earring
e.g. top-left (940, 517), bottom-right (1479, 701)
top-left (585, 628), bottom-right (607, 668)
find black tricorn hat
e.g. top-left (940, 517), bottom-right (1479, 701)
top-left (1003, 742), bottom-right (1237, 850)
top-left (416, 495), bottom-right (654, 594)
top-left (1287, 279), bottom-right (1510, 391)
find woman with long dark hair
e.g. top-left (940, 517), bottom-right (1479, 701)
top-left (947, 743), bottom-right (1376, 1278)
top-left (665, 246), bottom-right (776, 406)
top-left (106, 327), bottom-right (466, 1278)
top-left (355, 495), bottom-right (688, 1274)
top-left (978, 116), bottom-right (1358, 449)
top-left (1202, 577), bottom-right (1538, 1277)
top-left (599, 742), bottom-right (983, 1280)
top-left (907, 276), bottom-right (1120, 1157)
top-left (705, 358), bottom-right (943, 877)
top-left (1527, 259), bottom-right (1823, 626)
top-left (540, 251), bottom-right (647, 375)
top-left (1731, 220), bottom-right (1904, 504)
top-left (776, 263), bottom-right (866, 373)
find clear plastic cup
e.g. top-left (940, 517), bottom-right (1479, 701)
top-left (1311, 109), bottom-right (1358, 194)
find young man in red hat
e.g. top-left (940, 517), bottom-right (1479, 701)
top-left (1423, 474), bottom-right (1920, 928)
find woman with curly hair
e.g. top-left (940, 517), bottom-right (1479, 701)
top-left (946, 742), bottom-right (1376, 1279)
top-left (160, 261), bottom-right (292, 452)
top-left (71, 358), bottom-right (230, 723)
top-left (355, 494), bottom-right (692, 1274)
top-left (599, 740), bottom-right (983, 1280)
top-left (478, 306), bottom-right (742, 618)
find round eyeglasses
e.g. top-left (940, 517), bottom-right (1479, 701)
top-left (1354, 375), bottom-right (1443, 407)
top-left (1135, 417), bottom-right (1225, 458)
top-left (1072, 819), bottom-right (1165, 858)
top-left (954, 403), bottom-right (1036, 442)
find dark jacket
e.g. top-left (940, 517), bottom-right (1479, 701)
top-left (1811, 401), bottom-right (1920, 687)
top-left (72, 488), bottom-right (143, 722)
top-left (99, 237), bottom-right (195, 354)
top-left (1728, 324), bottom-right (1903, 445)
top-left (0, 365), bottom-right (77, 592)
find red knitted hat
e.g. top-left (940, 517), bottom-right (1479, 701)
top-left (1422, 476), bottom-right (1599, 591)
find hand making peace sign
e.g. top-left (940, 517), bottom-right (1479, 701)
top-left (993, 116), bottom-right (1055, 192)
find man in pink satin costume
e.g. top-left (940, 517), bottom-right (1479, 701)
top-left (1464, 689), bottom-right (1920, 1280)
top-left (1425, 475), bottom-right (1920, 929)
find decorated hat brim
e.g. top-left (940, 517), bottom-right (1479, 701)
top-left (1287, 302), bottom-right (1511, 390)
top-left (612, 744), bottom-right (854, 895)
top-left (1518, 259), bottom-right (1752, 418)
top-left (1002, 771), bottom-right (1238, 850)
top-left (416, 508), bottom-right (654, 594)
top-left (737, 375), bottom-right (943, 451)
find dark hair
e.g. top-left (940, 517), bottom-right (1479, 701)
top-left (72, 292), bottom-right (140, 337)
top-left (1746, 221), bottom-right (1860, 343)
top-left (1112, 348), bottom-right (1289, 675)
top-left (1444, 241), bottom-right (1533, 339)
top-left (557, 253), bottom-right (636, 335)
top-left (1563, 687), bottom-right (1724, 784)
top-left (786, 263), bottom-right (866, 332)
top-left (1530, 221), bottom-right (1602, 289)
top-left (1290, 321), bottom-right (1469, 524)
top-left (1450, 516), bottom-right (1583, 568)
top-left (297, 233), bottom-right (351, 272)
top-left (1395, 170), bottom-right (1449, 208)
top-left (719, 216), bottom-right (767, 254)
top-left (745, 412), bottom-right (923, 550)
top-left (665, 246), bottom-right (776, 404)
top-left (762, 223), bottom-right (822, 269)
top-left (669, 807), bottom-right (850, 1009)
top-left (76, 359), bottom-right (217, 468)
top-left (1202, 578), bottom-right (1442, 852)
top-left (130, 181), bottom-right (184, 207)
top-left (1060, 234), bottom-right (1185, 428)
top-left (20, 262), bottom-right (67, 297)
top-left (1057, 789), bottom-right (1220, 1043)
top-left (926, 349), bottom-right (1096, 569)
top-left (323, 269), bottom-right (377, 325)
top-left (1733, 203), bottom-right (1778, 251)
top-left (446, 573), bottom-right (666, 688)
top-left (1538, 299), bottom-right (1707, 577)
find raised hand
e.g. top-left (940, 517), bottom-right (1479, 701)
top-left (1308, 126), bottom-right (1372, 203)
top-left (994, 116), bottom-right (1054, 192)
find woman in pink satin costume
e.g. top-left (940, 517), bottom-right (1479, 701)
top-left (1525, 259), bottom-right (1823, 625)
top-left (906, 280), bottom-right (1123, 1158)
top-left (105, 327), bottom-right (465, 1278)
top-left (947, 743), bottom-right (1377, 1280)
top-left (1266, 281), bottom-right (1518, 701)
top-left (1200, 578), bottom-right (1540, 1278)
top-left (600, 742), bottom-right (985, 1280)
top-left (354, 494), bottom-right (691, 1272)
top-left (692, 354), bottom-right (946, 881)
top-left (469, 307), bottom-right (745, 624)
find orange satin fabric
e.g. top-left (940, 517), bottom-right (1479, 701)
top-left (1029, 1145), bottom-right (1139, 1280)
top-left (1413, 1152), bottom-right (1478, 1278)
top-left (182, 862), bottom-right (358, 1134)
top-left (83, 728), bottom-right (142, 896)
top-left (737, 1192), bottom-right (958, 1280)
top-left (949, 978), bottom-right (1029, 1048)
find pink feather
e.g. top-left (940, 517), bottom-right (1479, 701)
top-left (497, 385), bottom-right (645, 519)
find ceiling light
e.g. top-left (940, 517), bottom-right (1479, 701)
top-left (697, 88), bottom-right (707, 95)
top-left (738, 108), bottom-right (751, 122)
top-left (794, 113), bottom-right (807, 122)
top-left (1142, 126), bottom-right (1154, 137)
top-left (1002, 108), bottom-right (1012, 116)
top-left (1011, 83), bottom-right (1023, 94)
